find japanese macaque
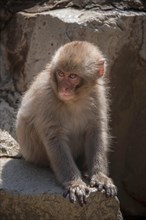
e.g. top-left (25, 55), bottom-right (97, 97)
top-left (16, 41), bottom-right (117, 206)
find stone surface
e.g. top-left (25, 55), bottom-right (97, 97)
top-left (0, 158), bottom-right (122, 220)
top-left (0, 3), bottom-right (146, 219)
top-left (1, 9), bottom-right (146, 93)
top-left (1, 0), bottom-right (146, 13)
top-left (0, 129), bottom-right (20, 158)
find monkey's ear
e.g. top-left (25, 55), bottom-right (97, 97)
top-left (98, 58), bottom-right (105, 77)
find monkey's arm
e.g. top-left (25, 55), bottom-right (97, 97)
top-left (42, 135), bottom-right (90, 205)
top-left (85, 129), bottom-right (117, 197)
top-left (45, 138), bottom-right (81, 182)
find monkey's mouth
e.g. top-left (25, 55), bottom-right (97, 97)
top-left (58, 91), bottom-right (75, 101)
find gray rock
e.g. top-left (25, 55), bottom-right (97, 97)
top-left (0, 158), bottom-right (122, 220)
top-left (1, 9), bottom-right (146, 93)
top-left (0, 129), bottom-right (20, 158)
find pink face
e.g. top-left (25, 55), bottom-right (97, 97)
top-left (56, 70), bottom-right (82, 101)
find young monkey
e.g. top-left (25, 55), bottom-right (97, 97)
top-left (16, 41), bottom-right (117, 206)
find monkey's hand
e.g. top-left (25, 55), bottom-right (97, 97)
top-left (90, 172), bottom-right (117, 197)
top-left (63, 179), bottom-right (90, 206)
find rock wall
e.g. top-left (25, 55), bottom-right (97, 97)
top-left (0, 2), bottom-right (146, 219)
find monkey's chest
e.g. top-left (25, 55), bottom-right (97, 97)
top-left (62, 112), bottom-right (89, 157)
top-left (63, 110), bottom-right (88, 134)
top-left (68, 131), bottom-right (85, 158)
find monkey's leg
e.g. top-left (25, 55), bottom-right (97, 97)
top-left (85, 130), bottom-right (117, 197)
top-left (16, 117), bottom-right (49, 165)
top-left (43, 137), bottom-right (90, 205)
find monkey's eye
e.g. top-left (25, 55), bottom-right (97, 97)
top-left (69, 74), bottom-right (77, 79)
top-left (56, 70), bottom-right (64, 78)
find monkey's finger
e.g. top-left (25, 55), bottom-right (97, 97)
top-left (105, 186), bottom-right (111, 197)
top-left (77, 194), bottom-right (84, 207)
top-left (75, 188), bottom-right (85, 206)
top-left (69, 191), bottom-right (77, 203)
top-left (83, 194), bottom-right (88, 204)
top-left (79, 188), bottom-right (89, 205)
top-left (101, 189), bottom-right (106, 194)
top-left (111, 186), bottom-right (117, 197)
top-left (97, 184), bottom-right (104, 191)
top-left (104, 184), bottom-right (117, 197)
top-left (85, 187), bottom-right (90, 196)
top-left (63, 190), bottom-right (69, 198)
top-left (90, 180), bottom-right (96, 187)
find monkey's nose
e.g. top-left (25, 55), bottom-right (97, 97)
top-left (63, 87), bottom-right (69, 93)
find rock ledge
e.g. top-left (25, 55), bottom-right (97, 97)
top-left (0, 158), bottom-right (122, 220)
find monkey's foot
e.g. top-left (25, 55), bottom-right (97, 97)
top-left (63, 179), bottom-right (90, 206)
top-left (90, 172), bottom-right (117, 197)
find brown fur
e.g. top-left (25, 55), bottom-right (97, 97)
top-left (16, 41), bottom-right (117, 205)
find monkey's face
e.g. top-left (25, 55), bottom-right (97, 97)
top-left (50, 41), bottom-right (105, 102)
top-left (55, 70), bottom-right (82, 101)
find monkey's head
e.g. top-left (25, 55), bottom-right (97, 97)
top-left (50, 41), bottom-right (105, 102)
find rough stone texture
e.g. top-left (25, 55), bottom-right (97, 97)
top-left (0, 3), bottom-right (146, 219)
top-left (0, 129), bottom-right (20, 158)
top-left (0, 158), bottom-right (122, 220)
top-left (1, 0), bottom-right (146, 13)
top-left (1, 9), bottom-right (146, 93)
